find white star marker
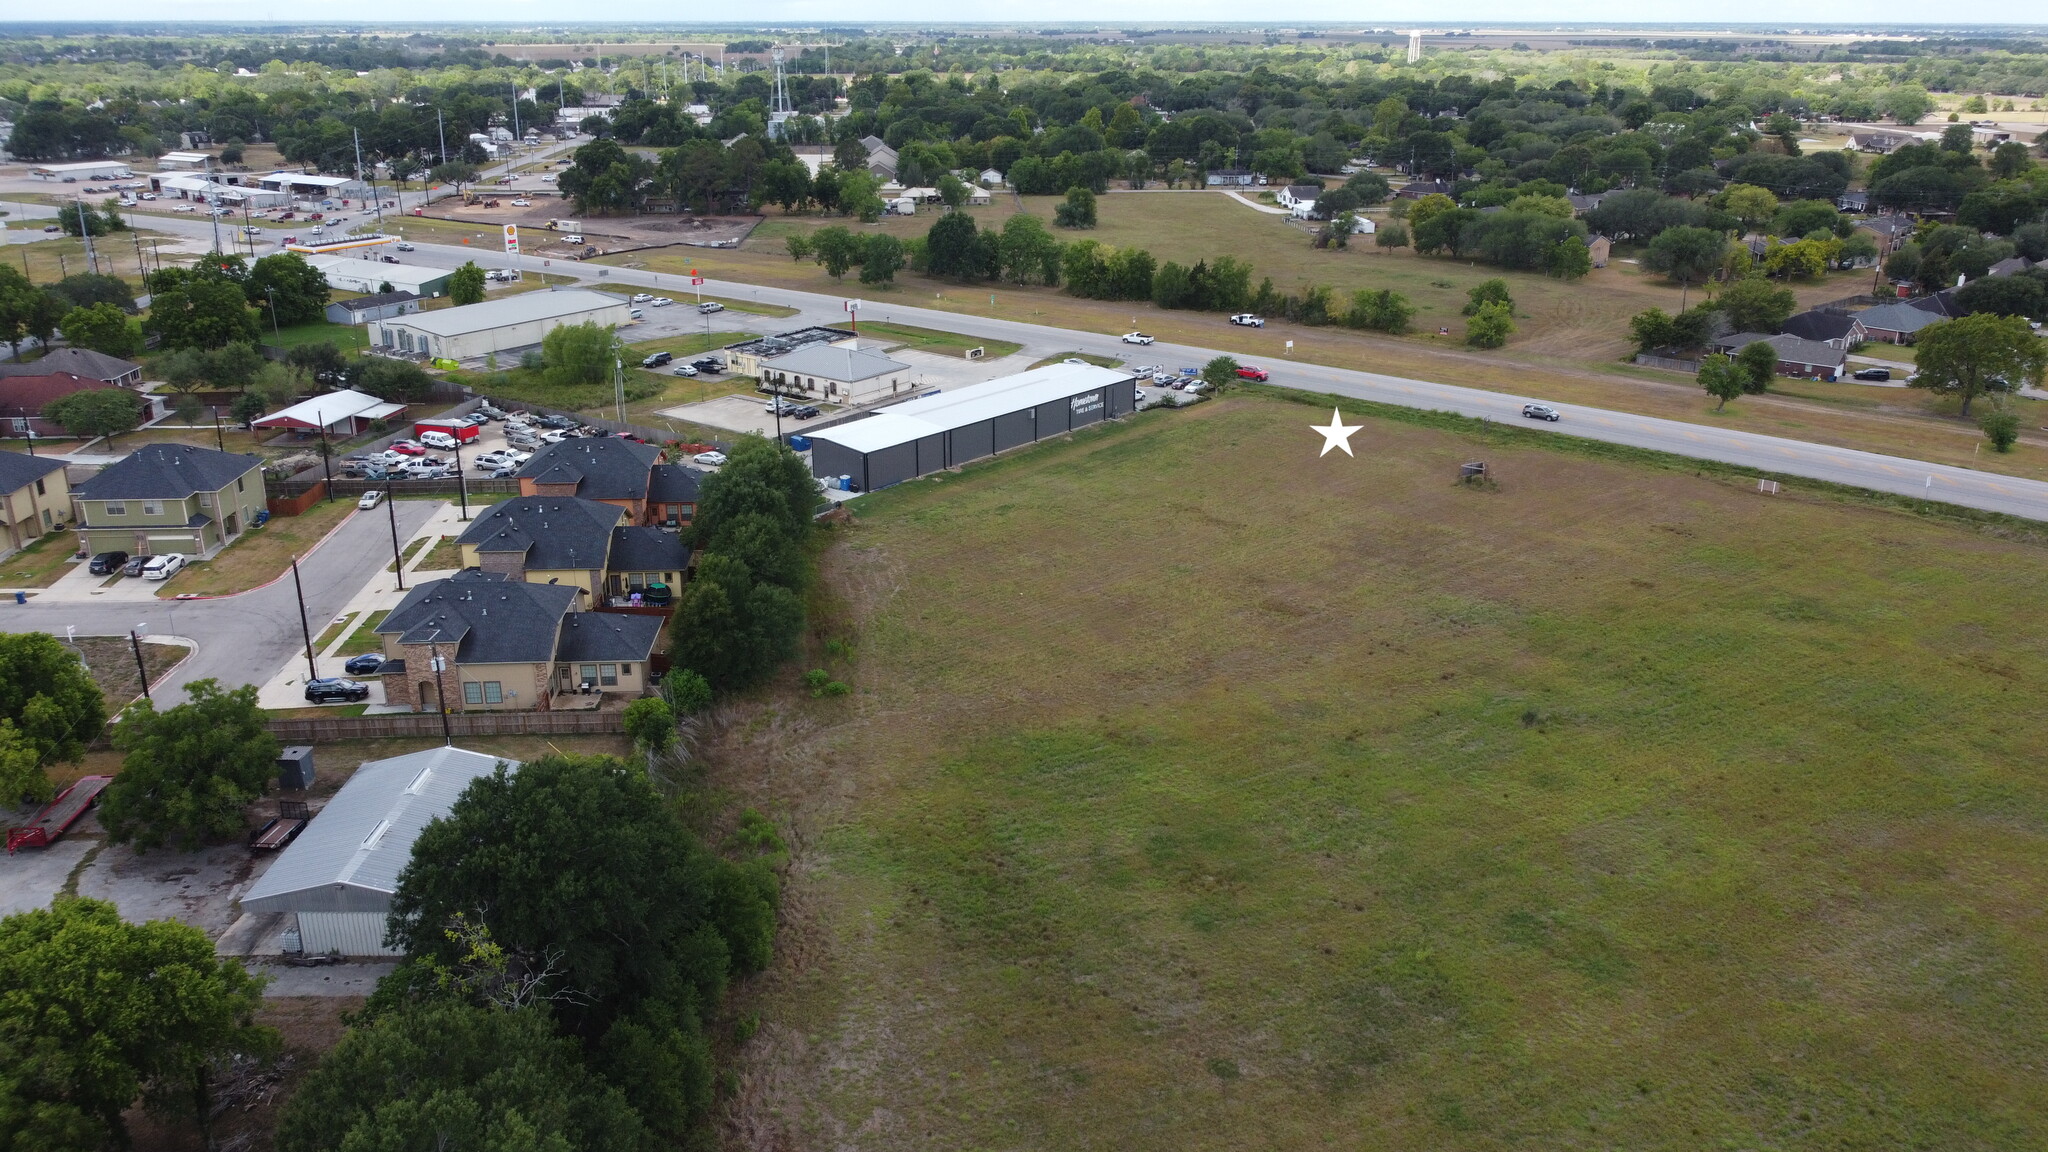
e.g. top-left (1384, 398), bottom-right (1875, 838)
top-left (1312, 408), bottom-right (1361, 457)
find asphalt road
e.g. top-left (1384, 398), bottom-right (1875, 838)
top-left (20, 201), bottom-right (2048, 522)
top-left (0, 499), bottom-right (439, 706)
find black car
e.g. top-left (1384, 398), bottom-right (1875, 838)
top-left (792, 405), bottom-right (821, 419)
top-left (691, 358), bottom-right (724, 374)
top-left (304, 678), bottom-right (371, 703)
top-left (122, 556), bottom-right (148, 577)
top-left (641, 351), bottom-right (673, 368)
top-left (1852, 367), bottom-right (1892, 381)
top-left (343, 653), bottom-right (388, 675)
top-left (88, 551), bottom-right (129, 575)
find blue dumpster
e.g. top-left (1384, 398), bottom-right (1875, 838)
top-left (788, 435), bottom-right (812, 451)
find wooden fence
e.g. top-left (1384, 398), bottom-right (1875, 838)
top-left (271, 475), bottom-right (522, 500)
top-left (1633, 354), bottom-right (1703, 373)
top-left (266, 709), bottom-right (626, 742)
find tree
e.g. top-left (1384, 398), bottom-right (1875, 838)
top-left (51, 272), bottom-right (136, 313)
top-left (1405, 192), bottom-right (1457, 236)
top-left (1644, 226), bottom-right (1730, 295)
top-left (1462, 279), bottom-right (1513, 316)
top-left (429, 160), bottom-right (480, 192)
top-left (0, 632), bottom-right (103, 799)
top-left (1735, 340), bottom-right (1780, 394)
top-left (1698, 353), bottom-right (1747, 411)
top-left (1465, 301), bottom-right (1515, 349)
top-left (345, 356), bottom-right (432, 402)
top-left (42, 387), bottom-right (143, 446)
top-left (1375, 222), bottom-right (1409, 252)
top-left (1719, 183), bottom-right (1780, 234)
top-left (448, 261), bottom-right (488, 306)
top-left (143, 277), bottom-right (257, 351)
top-left (540, 321), bottom-right (618, 388)
top-left (284, 340), bottom-right (349, 386)
top-left (623, 697), bottom-right (677, 754)
top-left (662, 668), bottom-right (714, 715)
top-left (925, 212), bottom-right (987, 281)
top-left (1914, 312), bottom-right (2048, 417)
top-left (935, 172), bottom-right (969, 210)
top-left (1054, 186), bottom-right (1098, 228)
top-left (811, 226), bottom-right (863, 280)
top-left (245, 253), bottom-right (330, 326)
top-left (58, 302), bottom-right (141, 359)
top-left (99, 679), bottom-right (278, 852)
top-left (274, 1001), bottom-right (646, 1152)
top-left (1882, 85), bottom-right (1934, 125)
top-left (1549, 238), bottom-right (1592, 280)
top-left (1202, 356), bottom-right (1241, 391)
top-left (1981, 410), bottom-right (2022, 453)
top-left (998, 214), bottom-right (1064, 285)
top-left (1716, 276), bottom-right (1797, 334)
top-left (1956, 274), bottom-right (2048, 321)
top-left (859, 234), bottom-right (904, 285)
top-left (0, 898), bottom-right (271, 1151)
top-left (785, 232), bottom-right (815, 262)
top-left (1346, 288), bottom-right (1415, 333)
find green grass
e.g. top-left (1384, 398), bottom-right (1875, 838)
top-left (263, 320), bottom-right (369, 350)
top-left (451, 365), bottom-right (664, 413)
top-left (734, 393), bottom-right (2048, 1151)
top-left (385, 534), bottom-right (434, 573)
top-left (1029, 351), bottom-right (1122, 369)
top-left (858, 321), bottom-right (1022, 360)
top-left (415, 536), bottom-right (462, 571)
top-left (338, 610), bottom-right (389, 659)
top-left (0, 531), bottom-right (83, 588)
top-left (313, 610), bottom-right (357, 651)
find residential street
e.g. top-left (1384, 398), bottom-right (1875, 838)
top-left (0, 498), bottom-right (439, 705)
top-left (14, 198), bottom-right (2048, 521)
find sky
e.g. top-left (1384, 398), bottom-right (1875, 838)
top-left (5, 5), bottom-right (2048, 28)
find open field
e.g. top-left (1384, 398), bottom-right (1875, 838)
top-left (1, 230), bottom-right (161, 290)
top-left (67, 635), bottom-right (184, 713)
top-left (2, 530), bottom-right (85, 587)
top-left (153, 498), bottom-right (356, 598)
top-left (597, 193), bottom-right (2048, 481)
top-left (713, 393), bottom-right (2048, 1151)
top-left (263, 319), bottom-right (369, 350)
top-left (859, 321), bottom-right (1022, 361)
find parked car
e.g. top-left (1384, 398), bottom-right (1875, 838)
top-left (765, 397), bottom-right (798, 414)
top-left (510, 198), bottom-right (531, 206)
top-left (1230, 314), bottom-right (1265, 327)
top-left (792, 405), bottom-right (821, 420)
top-left (693, 450), bottom-right (728, 466)
top-left (1852, 367), bottom-right (1892, 381)
top-left (538, 413), bottom-right (581, 429)
top-left (141, 554), bottom-right (186, 581)
top-left (304, 678), bottom-right (370, 704)
top-left (394, 241), bottom-right (415, 251)
top-left (88, 551), bottom-right (129, 575)
top-left (1521, 403), bottom-right (1561, 422)
top-left (538, 429), bottom-right (571, 444)
top-left (691, 358), bottom-right (724, 374)
top-left (671, 364), bottom-right (698, 377)
top-left (487, 466), bottom-right (519, 478)
top-left (697, 301), bottom-right (724, 314)
top-left (650, 297), bottom-right (674, 307)
top-left (389, 439), bottom-right (426, 455)
top-left (122, 556), bottom-right (148, 578)
top-left (138, 192), bottom-right (157, 200)
top-left (1122, 332), bottom-right (1154, 345)
top-left (1234, 365), bottom-right (1270, 382)
top-left (357, 490), bottom-right (385, 510)
top-left (641, 350), bottom-right (673, 368)
top-left (632, 293), bottom-right (654, 303)
top-left (380, 254), bottom-right (402, 263)
top-left (1151, 372), bottom-right (1178, 385)
top-left (419, 431), bottom-right (459, 450)
top-left (343, 653), bottom-right (388, 675)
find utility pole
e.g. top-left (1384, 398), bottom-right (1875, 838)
top-left (291, 555), bottom-right (318, 683)
top-left (437, 109), bottom-right (448, 165)
top-left (454, 436), bottom-right (469, 520)
top-left (386, 493), bottom-right (406, 591)
top-left (75, 196), bottom-right (99, 275)
top-left (204, 157), bottom-right (223, 253)
top-left (355, 128), bottom-right (382, 224)
top-left (129, 629), bottom-right (150, 701)
top-left (428, 634), bottom-right (454, 743)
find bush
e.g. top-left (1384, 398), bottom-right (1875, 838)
top-left (1981, 410), bottom-right (2022, 452)
top-left (1464, 302), bottom-right (1515, 348)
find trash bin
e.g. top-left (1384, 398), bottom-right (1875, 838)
top-left (787, 435), bottom-right (811, 451)
top-left (838, 475), bottom-right (852, 491)
top-left (13, 591), bottom-right (25, 605)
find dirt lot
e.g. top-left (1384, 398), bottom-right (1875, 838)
top-left (414, 196), bottom-right (758, 257)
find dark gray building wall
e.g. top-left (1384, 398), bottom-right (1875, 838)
top-left (949, 419), bottom-right (993, 466)
top-left (991, 409), bottom-right (1035, 453)
top-left (1034, 400), bottom-right (1071, 437)
top-left (914, 434), bottom-right (945, 478)
top-left (1067, 387), bottom-right (1107, 429)
top-left (810, 437), bottom-right (865, 488)
top-left (867, 442), bottom-right (917, 491)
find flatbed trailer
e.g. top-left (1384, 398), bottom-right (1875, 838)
top-left (250, 801), bottom-right (310, 851)
top-left (6, 775), bottom-right (114, 852)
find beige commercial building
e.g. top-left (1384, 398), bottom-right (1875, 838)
top-left (367, 289), bottom-right (632, 363)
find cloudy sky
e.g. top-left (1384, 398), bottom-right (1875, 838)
top-left (4, 4), bottom-right (2044, 27)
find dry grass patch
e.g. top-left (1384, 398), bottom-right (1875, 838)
top-left (154, 498), bottom-right (356, 598)
top-left (711, 395), bottom-right (2048, 1152)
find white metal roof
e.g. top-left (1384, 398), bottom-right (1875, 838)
top-left (811, 363), bottom-right (1132, 455)
top-left (251, 388), bottom-right (405, 429)
top-left (762, 342), bottom-right (909, 383)
top-left (241, 747), bottom-right (516, 915)
top-left (160, 151), bottom-right (211, 164)
top-left (381, 289), bottom-right (628, 337)
top-left (309, 257), bottom-right (455, 294)
top-left (30, 160), bottom-right (132, 174)
top-left (259, 171), bottom-right (357, 189)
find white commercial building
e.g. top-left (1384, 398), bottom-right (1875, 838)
top-left (157, 150), bottom-right (213, 170)
top-left (309, 255), bottom-right (457, 299)
top-left (28, 160), bottom-right (133, 180)
top-left (240, 747), bottom-right (515, 957)
top-left (257, 171), bottom-right (373, 201)
top-left (368, 289), bottom-right (632, 362)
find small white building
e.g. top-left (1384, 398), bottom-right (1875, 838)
top-left (759, 341), bottom-right (914, 406)
top-left (309, 256), bottom-right (456, 299)
top-left (28, 160), bottom-right (133, 181)
top-left (156, 151), bottom-right (213, 170)
top-left (369, 289), bottom-right (633, 362)
top-left (240, 747), bottom-right (516, 957)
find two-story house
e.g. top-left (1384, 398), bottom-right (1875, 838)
top-left (373, 569), bottom-right (663, 712)
top-left (71, 444), bottom-right (266, 560)
top-left (456, 495), bottom-right (691, 605)
top-left (515, 439), bottom-right (700, 528)
top-left (0, 450), bottom-right (70, 555)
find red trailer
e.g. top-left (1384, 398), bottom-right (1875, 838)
top-left (7, 775), bottom-right (114, 853)
top-left (414, 419), bottom-right (480, 443)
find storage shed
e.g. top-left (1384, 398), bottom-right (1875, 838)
top-left (807, 362), bottom-right (1137, 491)
top-left (368, 289), bottom-right (631, 363)
top-left (239, 746), bottom-right (516, 956)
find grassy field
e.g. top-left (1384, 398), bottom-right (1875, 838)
top-left (1, 530), bottom-right (83, 588)
top-left (711, 393), bottom-right (2048, 1151)
top-left (859, 321), bottom-right (1022, 361)
top-left (264, 319), bottom-right (369, 350)
top-left (154, 498), bottom-right (356, 597)
top-left (0, 227), bottom-right (161, 290)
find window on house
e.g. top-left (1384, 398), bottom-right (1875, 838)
top-left (105, 502), bottom-right (126, 516)
top-left (463, 681), bottom-right (484, 704)
top-left (599, 664), bottom-right (618, 686)
top-left (33, 479), bottom-right (44, 496)
top-left (198, 493), bottom-right (212, 509)
top-left (579, 663), bottom-right (598, 685)
top-left (620, 664), bottom-right (632, 677)
top-left (483, 682), bottom-right (503, 704)
top-left (141, 502), bottom-right (161, 517)
top-left (236, 476), bottom-right (245, 492)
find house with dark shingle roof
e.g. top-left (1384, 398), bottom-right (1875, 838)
top-left (1779, 310), bottom-right (1867, 350)
top-left (646, 464), bottom-right (699, 528)
top-left (455, 494), bottom-right (690, 604)
top-left (71, 443), bottom-right (266, 559)
top-left (1854, 300), bottom-right (1945, 344)
top-left (0, 450), bottom-right (70, 554)
top-left (0, 372), bottom-right (133, 438)
top-left (0, 347), bottom-right (143, 388)
top-left (373, 569), bottom-right (662, 711)
top-left (515, 438), bottom-right (664, 523)
top-left (1855, 215), bottom-right (1916, 253)
top-left (1710, 332), bottom-right (1848, 381)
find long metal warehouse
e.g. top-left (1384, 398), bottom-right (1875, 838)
top-left (807, 362), bottom-right (1138, 491)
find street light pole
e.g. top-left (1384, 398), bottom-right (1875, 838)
top-left (290, 555), bottom-right (318, 683)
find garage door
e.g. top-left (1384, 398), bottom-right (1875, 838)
top-left (145, 535), bottom-right (196, 556)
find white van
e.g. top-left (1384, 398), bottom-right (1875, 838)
top-left (418, 430), bottom-right (459, 450)
top-left (141, 554), bottom-right (186, 581)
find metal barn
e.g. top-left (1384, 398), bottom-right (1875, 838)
top-left (807, 363), bottom-right (1138, 491)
